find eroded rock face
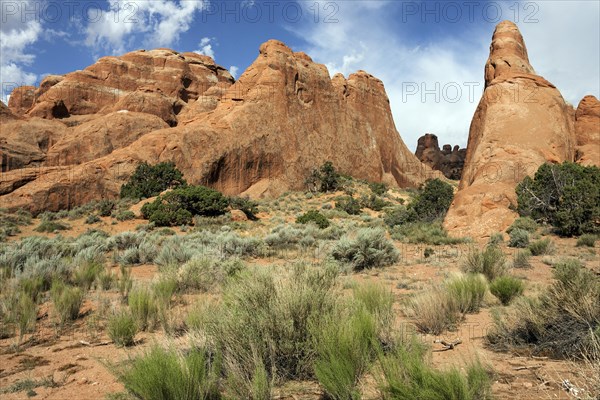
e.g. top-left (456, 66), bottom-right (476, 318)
top-left (25, 48), bottom-right (234, 125)
top-left (415, 134), bottom-right (466, 180)
top-left (7, 86), bottom-right (36, 115)
top-left (1, 41), bottom-right (433, 213)
top-left (574, 95), bottom-right (600, 166)
top-left (444, 21), bottom-right (576, 238)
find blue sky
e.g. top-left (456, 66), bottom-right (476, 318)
top-left (1, 0), bottom-right (599, 150)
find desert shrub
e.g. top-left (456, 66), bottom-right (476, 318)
top-left (528, 238), bottom-right (554, 256)
top-left (352, 283), bottom-right (394, 337)
top-left (576, 234), bottom-right (597, 247)
top-left (383, 206), bottom-right (418, 227)
top-left (512, 249), bottom-right (532, 269)
top-left (377, 340), bottom-right (493, 400)
top-left (314, 306), bottom-right (377, 400)
top-left (369, 182), bottom-right (388, 196)
top-left (118, 265), bottom-right (133, 301)
top-left (390, 221), bottom-right (466, 245)
top-left (360, 194), bottom-right (390, 212)
top-left (141, 185), bottom-right (228, 226)
top-left (488, 259), bottom-right (600, 359)
top-left (19, 276), bottom-right (44, 301)
top-left (176, 257), bottom-right (244, 293)
top-left (201, 264), bottom-right (339, 396)
top-left (85, 214), bottom-right (101, 224)
top-left (506, 216), bottom-right (538, 234)
top-left (113, 344), bottom-right (220, 399)
top-left (508, 228), bottom-right (530, 248)
top-left (228, 196), bottom-right (259, 220)
top-left (306, 161), bottom-right (340, 193)
top-left (331, 228), bottom-right (399, 271)
top-left (461, 245), bottom-right (508, 281)
top-left (516, 162), bottom-right (600, 236)
top-left (97, 269), bottom-right (115, 290)
top-left (217, 232), bottom-right (264, 257)
top-left (488, 232), bottom-right (504, 246)
top-left (296, 210), bottom-right (330, 229)
top-left (73, 262), bottom-right (103, 290)
top-left (411, 178), bottom-right (454, 222)
top-left (128, 286), bottom-right (157, 331)
top-left (108, 309), bottom-right (138, 347)
top-left (97, 200), bottom-right (116, 217)
top-left (115, 210), bottom-right (136, 221)
top-left (120, 161), bottom-right (186, 199)
top-left (51, 281), bottom-right (84, 323)
top-left (34, 220), bottom-right (70, 233)
top-left (15, 292), bottom-right (37, 343)
top-left (335, 196), bottom-right (362, 215)
top-left (489, 276), bottom-right (524, 305)
top-left (446, 273), bottom-right (488, 314)
top-left (408, 286), bottom-right (461, 335)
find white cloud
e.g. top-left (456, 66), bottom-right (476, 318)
top-left (0, 0), bottom-right (43, 102)
top-left (229, 66), bottom-right (239, 79)
top-left (293, 1), bottom-right (599, 151)
top-left (84, 0), bottom-right (205, 55)
top-left (195, 37), bottom-right (215, 59)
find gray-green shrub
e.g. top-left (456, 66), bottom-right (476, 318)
top-left (331, 228), bottom-right (399, 271)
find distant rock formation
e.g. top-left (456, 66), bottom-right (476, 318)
top-left (415, 134), bottom-right (466, 180)
top-left (1, 41), bottom-right (435, 214)
top-left (444, 21), bottom-right (576, 238)
top-left (574, 95), bottom-right (600, 166)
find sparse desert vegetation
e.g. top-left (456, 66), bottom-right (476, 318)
top-left (0, 173), bottom-right (598, 399)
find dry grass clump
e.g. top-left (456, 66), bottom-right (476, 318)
top-left (461, 245), bottom-right (509, 281)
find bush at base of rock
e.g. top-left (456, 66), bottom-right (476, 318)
top-left (141, 185), bottom-right (228, 227)
top-left (296, 210), bottom-right (330, 229)
top-left (516, 162), bottom-right (600, 236)
top-left (120, 162), bottom-right (187, 200)
top-left (335, 196), bottom-right (362, 215)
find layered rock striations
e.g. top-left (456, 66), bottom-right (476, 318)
top-left (0, 41), bottom-right (433, 214)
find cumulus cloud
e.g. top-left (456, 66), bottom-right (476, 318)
top-left (84, 0), bottom-right (205, 55)
top-left (195, 37), bottom-right (215, 59)
top-left (0, 0), bottom-right (43, 101)
top-left (293, 0), bottom-right (599, 151)
top-left (229, 66), bottom-right (239, 79)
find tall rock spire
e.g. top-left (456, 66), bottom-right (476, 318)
top-left (444, 21), bottom-right (576, 238)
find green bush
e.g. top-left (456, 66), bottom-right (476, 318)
top-left (51, 281), bottom-right (84, 323)
top-left (34, 220), bottom-right (70, 233)
top-left (489, 276), bottom-right (524, 305)
top-left (369, 182), bottom-right (388, 196)
top-left (73, 262), bottom-right (103, 290)
top-left (108, 309), bottom-right (138, 347)
top-left (390, 221), bottom-right (466, 245)
top-left (462, 245), bottom-right (508, 281)
top-left (512, 249), bottom-right (532, 269)
top-left (228, 196), bottom-right (259, 220)
top-left (446, 273), bottom-right (488, 314)
top-left (97, 200), bottom-right (116, 217)
top-left (120, 162), bottom-right (187, 199)
top-left (488, 232), bottom-right (504, 246)
top-left (383, 206), bottom-right (418, 227)
top-left (335, 196), bottom-right (362, 215)
top-left (115, 210), bottom-right (136, 222)
top-left (128, 287), bottom-right (157, 331)
top-left (378, 340), bottom-right (493, 400)
top-left (360, 194), bottom-right (390, 212)
top-left (85, 214), bottom-right (101, 224)
top-left (306, 161), bottom-right (340, 193)
top-left (576, 234), bottom-right (597, 247)
top-left (113, 344), bottom-right (220, 399)
top-left (516, 162), bottom-right (600, 236)
top-left (488, 259), bottom-right (600, 359)
top-left (314, 307), bottom-right (377, 400)
top-left (296, 210), bottom-right (330, 229)
top-left (141, 185), bottom-right (228, 227)
top-left (331, 228), bottom-right (400, 271)
top-left (507, 217), bottom-right (538, 234)
top-left (508, 228), bottom-right (530, 248)
top-left (411, 178), bottom-right (454, 222)
top-left (528, 238), bottom-right (554, 256)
